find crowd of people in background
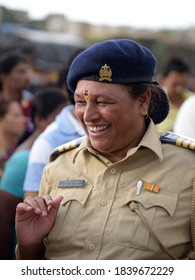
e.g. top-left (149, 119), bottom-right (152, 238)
top-left (0, 40), bottom-right (195, 260)
top-left (0, 46), bottom-right (84, 259)
top-left (156, 57), bottom-right (194, 132)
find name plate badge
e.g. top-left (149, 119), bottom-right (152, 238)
top-left (58, 180), bottom-right (85, 188)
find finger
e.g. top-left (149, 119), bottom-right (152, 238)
top-left (42, 194), bottom-right (53, 206)
top-left (52, 195), bottom-right (63, 207)
top-left (35, 194), bottom-right (55, 216)
top-left (33, 196), bottom-right (50, 216)
top-left (47, 196), bottom-right (63, 223)
top-left (42, 195), bottom-right (63, 206)
top-left (16, 202), bottom-right (32, 212)
top-left (32, 195), bottom-right (58, 216)
top-left (23, 196), bottom-right (42, 214)
top-left (16, 202), bottom-right (34, 214)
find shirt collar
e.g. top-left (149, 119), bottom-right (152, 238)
top-left (137, 120), bottom-right (163, 161)
top-left (73, 120), bottom-right (163, 163)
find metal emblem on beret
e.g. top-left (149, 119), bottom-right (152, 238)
top-left (99, 64), bottom-right (112, 81)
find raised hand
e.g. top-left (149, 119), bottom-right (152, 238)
top-left (16, 195), bottom-right (63, 247)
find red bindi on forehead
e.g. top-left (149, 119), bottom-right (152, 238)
top-left (84, 90), bottom-right (91, 101)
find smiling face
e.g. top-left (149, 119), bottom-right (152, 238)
top-left (74, 80), bottom-right (150, 162)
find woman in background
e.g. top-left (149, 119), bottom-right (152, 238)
top-left (0, 100), bottom-right (26, 177)
top-left (0, 86), bottom-right (67, 259)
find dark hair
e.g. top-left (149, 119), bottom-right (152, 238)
top-left (0, 51), bottom-right (27, 74)
top-left (15, 86), bottom-right (67, 146)
top-left (125, 82), bottom-right (169, 124)
top-left (0, 51), bottom-right (28, 91)
top-left (31, 86), bottom-right (67, 125)
top-left (56, 47), bottom-right (86, 105)
top-left (56, 67), bottom-right (69, 89)
top-left (162, 58), bottom-right (190, 76)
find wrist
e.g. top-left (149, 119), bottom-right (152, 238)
top-left (16, 241), bottom-right (46, 260)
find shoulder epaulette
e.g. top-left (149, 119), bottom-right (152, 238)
top-left (49, 136), bottom-right (85, 162)
top-left (160, 131), bottom-right (195, 151)
top-left (160, 131), bottom-right (195, 259)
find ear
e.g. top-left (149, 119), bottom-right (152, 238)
top-left (138, 89), bottom-right (151, 116)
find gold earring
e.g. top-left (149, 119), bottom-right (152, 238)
top-left (144, 112), bottom-right (149, 119)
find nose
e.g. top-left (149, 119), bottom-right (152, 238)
top-left (83, 102), bottom-right (100, 122)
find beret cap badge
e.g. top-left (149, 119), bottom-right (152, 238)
top-left (99, 64), bottom-right (112, 82)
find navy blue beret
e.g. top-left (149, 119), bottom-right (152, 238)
top-left (67, 39), bottom-right (169, 124)
top-left (67, 39), bottom-right (157, 92)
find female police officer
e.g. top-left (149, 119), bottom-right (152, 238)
top-left (15, 39), bottom-right (195, 260)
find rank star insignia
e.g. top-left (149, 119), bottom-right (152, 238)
top-left (99, 64), bottom-right (112, 81)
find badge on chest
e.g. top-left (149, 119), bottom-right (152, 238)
top-left (58, 180), bottom-right (86, 188)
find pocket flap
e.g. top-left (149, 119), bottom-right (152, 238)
top-left (122, 190), bottom-right (178, 217)
top-left (50, 185), bottom-right (93, 207)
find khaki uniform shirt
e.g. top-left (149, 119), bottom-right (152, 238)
top-left (39, 121), bottom-right (195, 260)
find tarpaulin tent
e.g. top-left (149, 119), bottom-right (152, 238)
top-left (0, 25), bottom-right (86, 71)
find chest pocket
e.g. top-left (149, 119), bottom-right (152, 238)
top-left (112, 190), bottom-right (178, 253)
top-left (47, 186), bottom-right (93, 245)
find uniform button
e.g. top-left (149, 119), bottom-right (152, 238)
top-left (89, 244), bottom-right (96, 251)
top-left (110, 168), bottom-right (116, 174)
top-left (100, 200), bottom-right (107, 206)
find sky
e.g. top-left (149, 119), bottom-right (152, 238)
top-left (1, 0), bottom-right (195, 30)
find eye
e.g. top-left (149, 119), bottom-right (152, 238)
top-left (97, 101), bottom-right (107, 106)
top-left (97, 100), bottom-right (115, 106)
top-left (75, 100), bottom-right (86, 106)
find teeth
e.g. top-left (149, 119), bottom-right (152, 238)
top-left (89, 125), bottom-right (108, 132)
